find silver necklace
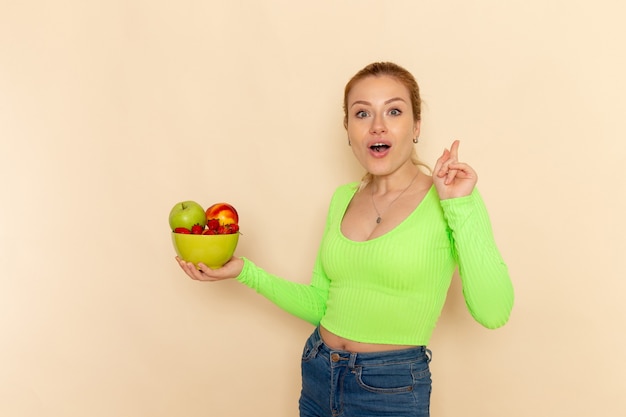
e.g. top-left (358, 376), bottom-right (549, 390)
top-left (371, 172), bottom-right (420, 224)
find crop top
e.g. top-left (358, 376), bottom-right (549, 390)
top-left (236, 182), bottom-right (514, 346)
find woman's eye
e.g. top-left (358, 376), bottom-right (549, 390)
top-left (389, 108), bottom-right (402, 116)
top-left (355, 110), bottom-right (369, 119)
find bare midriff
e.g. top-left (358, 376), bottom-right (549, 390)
top-left (319, 326), bottom-right (418, 353)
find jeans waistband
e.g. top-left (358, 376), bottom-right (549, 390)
top-left (309, 327), bottom-right (431, 367)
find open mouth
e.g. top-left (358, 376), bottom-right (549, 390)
top-left (370, 143), bottom-right (390, 153)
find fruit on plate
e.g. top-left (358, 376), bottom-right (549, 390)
top-left (169, 201), bottom-right (207, 231)
top-left (170, 201), bottom-right (239, 235)
top-left (170, 200), bottom-right (241, 269)
top-left (205, 203), bottom-right (239, 226)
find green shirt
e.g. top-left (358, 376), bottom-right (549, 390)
top-left (237, 183), bottom-right (514, 346)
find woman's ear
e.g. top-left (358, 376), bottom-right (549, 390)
top-left (413, 120), bottom-right (421, 138)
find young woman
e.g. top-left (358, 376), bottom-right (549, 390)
top-left (177, 62), bottom-right (514, 417)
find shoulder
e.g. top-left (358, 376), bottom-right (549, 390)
top-left (324, 182), bottom-right (359, 219)
top-left (328, 181), bottom-right (359, 203)
top-left (334, 181), bottom-right (360, 195)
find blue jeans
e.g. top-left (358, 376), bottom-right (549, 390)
top-left (299, 327), bottom-right (432, 417)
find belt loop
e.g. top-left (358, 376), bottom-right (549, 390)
top-left (313, 327), bottom-right (324, 350)
top-left (305, 327), bottom-right (324, 358)
top-left (313, 337), bottom-right (323, 354)
top-left (348, 352), bottom-right (358, 369)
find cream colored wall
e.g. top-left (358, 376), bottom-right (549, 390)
top-left (1, 1), bottom-right (624, 416)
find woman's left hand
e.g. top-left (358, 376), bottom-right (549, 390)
top-left (433, 140), bottom-right (478, 200)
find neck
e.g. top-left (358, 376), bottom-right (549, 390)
top-left (369, 167), bottom-right (421, 225)
top-left (370, 167), bottom-right (421, 196)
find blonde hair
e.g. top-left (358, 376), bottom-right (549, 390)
top-left (343, 62), bottom-right (431, 189)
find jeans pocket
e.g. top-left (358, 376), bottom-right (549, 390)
top-left (355, 361), bottom-right (417, 394)
top-left (410, 359), bottom-right (432, 381)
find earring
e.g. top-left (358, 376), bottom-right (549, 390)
top-left (348, 139), bottom-right (351, 146)
top-left (413, 137), bottom-right (419, 144)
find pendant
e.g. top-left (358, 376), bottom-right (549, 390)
top-left (376, 216), bottom-right (382, 224)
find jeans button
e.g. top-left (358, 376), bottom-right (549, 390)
top-left (330, 353), bottom-right (340, 362)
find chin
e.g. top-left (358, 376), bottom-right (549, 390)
top-left (368, 161), bottom-right (414, 178)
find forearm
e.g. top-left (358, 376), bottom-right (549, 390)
top-left (441, 189), bottom-right (514, 328)
top-left (236, 257), bottom-right (328, 325)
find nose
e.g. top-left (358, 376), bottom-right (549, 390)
top-left (370, 113), bottom-right (387, 135)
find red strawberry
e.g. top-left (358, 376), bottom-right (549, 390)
top-left (174, 227), bottom-right (191, 234)
top-left (203, 229), bottom-right (217, 235)
top-left (207, 218), bottom-right (220, 232)
top-left (223, 223), bottom-right (239, 234)
top-left (191, 224), bottom-right (204, 234)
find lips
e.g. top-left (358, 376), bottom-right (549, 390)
top-left (368, 140), bottom-right (391, 157)
top-left (370, 142), bottom-right (390, 152)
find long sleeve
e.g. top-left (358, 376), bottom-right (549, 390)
top-left (235, 253), bottom-right (330, 325)
top-left (233, 185), bottom-right (347, 326)
top-left (440, 189), bottom-right (514, 329)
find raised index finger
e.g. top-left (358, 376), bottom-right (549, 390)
top-left (449, 140), bottom-right (461, 160)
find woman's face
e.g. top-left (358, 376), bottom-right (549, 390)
top-left (345, 75), bottom-right (420, 177)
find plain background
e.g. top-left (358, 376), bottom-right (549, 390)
top-left (1, 1), bottom-right (624, 416)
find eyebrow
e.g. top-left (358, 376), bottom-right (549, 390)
top-left (350, 97), bottom-right (407, 108)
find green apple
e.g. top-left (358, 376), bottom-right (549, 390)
top-left (168, 201), bottom-right (207, 231)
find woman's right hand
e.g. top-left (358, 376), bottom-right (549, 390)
top-left (176, 256), bottom-right (244, 282)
